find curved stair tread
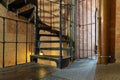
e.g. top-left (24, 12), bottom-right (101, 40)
top-left (38, 21), bottom-right (70, 40)
top-left (8, 0), bottom-right (37, 11)
top-left (0, 0), bottom-right (7, 7)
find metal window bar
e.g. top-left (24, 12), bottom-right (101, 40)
top-left (95, 0), bottom-right (97, 54)
top-left (91, 0), bottom-right (93, 59)
top-left (73, 0), bottom-right (76, 59)
top-left (74, 0), bottom-right (77, 59)
top-left (78, 0), bottom-right (81, 58)
top-left (82, 0), bottom-right (84, 58)
top-left (50, 1), bottom-right (52, 51)
top-left (34, 2), bottom-right (39, 56)
top-left (53, 3), bottom-right (55, 31)
top-left (59, 0), bottom-right (63, 69)
top-left (76, 0), bottom-right (97, 59)
top-left (0, 16), bottom-right (34, 68)
top-left (0, 41), bottom-right (34, 43)
top-left (26, 22), bottom-right (28, 63)
top-left (39, 0), bottom-right (42, 18)
top-left (0, 0), bottom-right (38, 68)
top-left (69, 0), bottom-right (72, 57)
top-left (2, 17), bottom-right (5, 68)
top-left (43, 0), bottom-right (45, 23)
top-left (86, 0), bottom-right (88, 58)
top-left (15, 20), bottom-right (18, 65)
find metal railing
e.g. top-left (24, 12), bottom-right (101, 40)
top-left (0, 16), bottom-right (34, 68)
top-left (76, 0), bottom-right (97, 59)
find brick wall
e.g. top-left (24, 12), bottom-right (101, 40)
top-left (115, 0), bottom-right (120, 62)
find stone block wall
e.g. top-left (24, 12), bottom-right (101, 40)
top-left (116, 0), bottom-right (120, 62)
top-left (0, 4), bottom-right (34, 68)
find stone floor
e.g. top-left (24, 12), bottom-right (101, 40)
top-left (95, 63), bottom-right (120, 80)
top-left (41, 59), bottom-right (97, 80)
top-left (0, 63), bottom-right (58, 80)
top-left (1, 59), bottom-right (120, 80)
top-left (0, 59), bottom-right (97, 80)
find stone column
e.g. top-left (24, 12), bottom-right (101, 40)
top-left (101, 0), bottom-right (112, 64)
top-left (97, 0), bottom-right (102, 64)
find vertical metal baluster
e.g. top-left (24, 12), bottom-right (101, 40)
top-left (66, 4), bottom-right (69, 56)
top-left (81, 0), bottom-right (84, 58)
top-left (2, 18), bottom-right (5, 68)
top-left (40, 0), bottom-right (41, 18)
top-left (26, 22), bottom-right (28, 63)
top-left (78, 0), bottom-right (80, 58)
top-left (53, 0), bottom-right (55, 36)
top-left (82, 0), bottom-right (85, 57)
top-left (95, 0), bottom-right (97, 55)
top-left (34, 3), bottom-right (39, 62)
top-left (69, 5), bottom-right (70, 57)
top-left (59, 0), bottom-right (63, 69)
top-left (86, 0), bottom-right (88, 58)
top-left (70, 0), bottom-right (73, 58)
top-left (74, 0), bottom-right (77, 59)
top-left (91, 0), bottom-right (93, 59)
top-left (75, 0), bottom-right (78, 59)
top-left (43, 0), bottom-right (45, 23)
top-left (15, 20), bottom-right (18, 65)
top-left (39, 0), bottom-right (41, 53)
top-left (50, 1), bottom-right (52, 52)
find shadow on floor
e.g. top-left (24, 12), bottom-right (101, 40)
top-left (0, 62), bottom-right (58, 80)
top-left (41, 59), bottom-right (97, 80)
top-left (0, 59), bottom-right (98, 80)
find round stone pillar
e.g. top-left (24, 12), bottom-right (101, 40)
top-left (101, 0), bottom-right (112, 64)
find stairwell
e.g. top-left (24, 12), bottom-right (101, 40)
top-left (0, 0), bottom-right (75, 68)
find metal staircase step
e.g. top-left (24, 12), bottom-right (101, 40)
top-left (38, 47), bottom-right (70, 50)
top-left (37, 22), bottom-right (69, 40)
top-left (38, 34), bottom-right (69, 40)
top-left (18, 6), bottom-right (34, 18)
top-left (39, 40), bottom-right (69, 43)
top-left (31, 55), bottom-right (71, 60)
top-left (38, 26), bottom-right (60, 34)
top-left (31, 55), bottom-right (59, 61)
top-left (8, 0), bottom-right (37, 12)
top-left (30, 55), bottom-right (71, 68)
top-left (8, 0), bottom-right (29, 11)
top-left (38, 27), bottom-right (69, 40)
top-left (0, 0), bottom-right (7, 7)
top-left (39, 34), bottom-right (59, 37)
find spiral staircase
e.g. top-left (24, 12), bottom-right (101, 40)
top-left (0, 0), bottom-right (74, 68)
